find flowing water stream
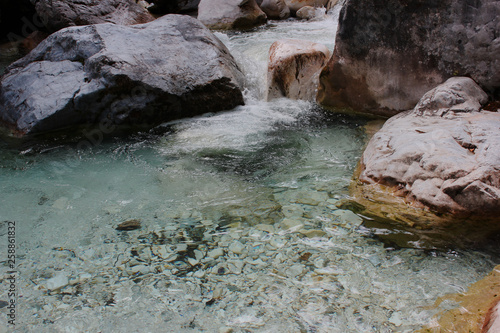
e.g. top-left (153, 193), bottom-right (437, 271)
top-left (0, 8), bottom-right (497, 333)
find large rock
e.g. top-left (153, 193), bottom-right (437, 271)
top-left (0, 15), bottom-right (245, 137)
top-left (32, 0), bottom-right (154, 33)
top-left (284, 0), bottom-right (328, 14)
top-left (259, 0), bottom-right (290, 20)
top-left (267, 39), bottom-right (330, 101)
top-left (198, 0), bottom-right (267, 30)
top-left (318, 0), bottom-right (500, 117)
top-left (355, 78), bottom-right (499, 223)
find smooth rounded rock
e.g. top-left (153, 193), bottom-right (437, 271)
top-left (267, 39), bottom-right (331, 101)
top-left (259, 0), bottom-right (290, 19)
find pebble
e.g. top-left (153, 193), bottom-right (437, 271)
top-left (285, 264), bottom-right (305, 278)
top-left (255, 224), bottom-right (275, 233)
top-left (187, 258), bottom-right (199, 266)
top-left (281, 205), bottom-right (304, 218)
top-left (194, 249), bottom-right (205, 261)
top-left (46, 273), bottom-right (69, 290)
top-left (228, 241), bottom-right (245, 254)
top-left (193, 270), bottom-right (206, 278)
top-left (300, 229), bottom-right (327, 238)
top-left (116, 219), bottom-right (141, 231)
top-left (292, 191), bottom-right (329, 206)
top-left (208, 248), bottom-right (224, 259)
top-left (331, 209), bottom-right (363, 226)
top-left (280, 218), bottom-right (304, 231)
top-left (389, 311), bottom-right (403, 326)
top-left (130, 265), bottom-right (150, 275)
top-left (176, 244), bottom-right (188, 253)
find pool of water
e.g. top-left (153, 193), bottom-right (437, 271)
top-left (0, 8), bottom-right (497, 333)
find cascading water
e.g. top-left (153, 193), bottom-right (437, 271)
top-left (0, 7), bottom-right (496, 332)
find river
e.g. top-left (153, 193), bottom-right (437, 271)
top-left (0, 7), bottom-right (497, 332)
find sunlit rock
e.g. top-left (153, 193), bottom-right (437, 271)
top-left (351, 77), bottom-right (500, 241)
top-left (267, 39), bottom-right (331, 101)
top-left (198, 0), bottom-right (267, 30)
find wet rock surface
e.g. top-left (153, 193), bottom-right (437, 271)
top-left (417, 264), bottom-right (500, 333)
top-left (0, 15), bottom-right (244, 137)
top-left (32, 0), bottom-right (154, 32)
top-left (267, 39), bottom-right (330, 101)
top-left (318, 0), bottom-right (500, 116)
top-left (198, 0), bottom-right (267, 30)
top-left (353, 78), bottom-right (500, 228)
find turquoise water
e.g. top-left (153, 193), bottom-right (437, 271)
top-left (0, 10), bottom-right (497, 333)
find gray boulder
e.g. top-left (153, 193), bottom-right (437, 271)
top-left (31, 0), bottom-right (154, 33)
top-left (0, 15), bottom-right (245, 137)
top-left (356, 77), bottom-right (499, 220)
top-left (198, 0), bottom-right (267, 30)
top-left (318, 0), bottom-right (500, 117)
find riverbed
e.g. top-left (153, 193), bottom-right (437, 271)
top-left (0, 8), bottom-right (497, 332)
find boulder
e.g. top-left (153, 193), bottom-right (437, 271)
top-left (284, 0), bottom-right (328, 14)
top-left (0, 15), bottom-right (245, 137)
top-left (259, 0), bottom-right (290, 20)
top-left (267, 39), bottom-right (331, 101)
top-left (354, 78), bottom-right (499, 224)
top-left (318, 0), bottom-right (500, 117)
top-left (198, 0), bottom-right (267, 30)
top-left (32, 0), bottom-right (154, 33)
top-left (296, 6), bottom-right (325, 20)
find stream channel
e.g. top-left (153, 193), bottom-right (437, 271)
top-left (0, 7), bottom-right (497, 333)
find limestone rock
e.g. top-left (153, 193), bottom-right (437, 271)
top-left (267, 39), bottom-right (331, 101)
top-left (318, 0), bottom-right (500, 116)
top-left (357, 78), bottom-right (500, 220)
top-left (259, 0), bottom-right (290, 20)
top-left (284, 0), bottom-right (328, 14)
top-left (296, 6), bottom-right (325, 20)
top-left (198, 0), bottom-right (267, 30)
top-left (0, 15), bottom-right (245, 137)
top-left (32, 0), bottom-right (154, 33)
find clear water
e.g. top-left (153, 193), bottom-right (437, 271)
top-left (0, 9), bottom-right (497, 333)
